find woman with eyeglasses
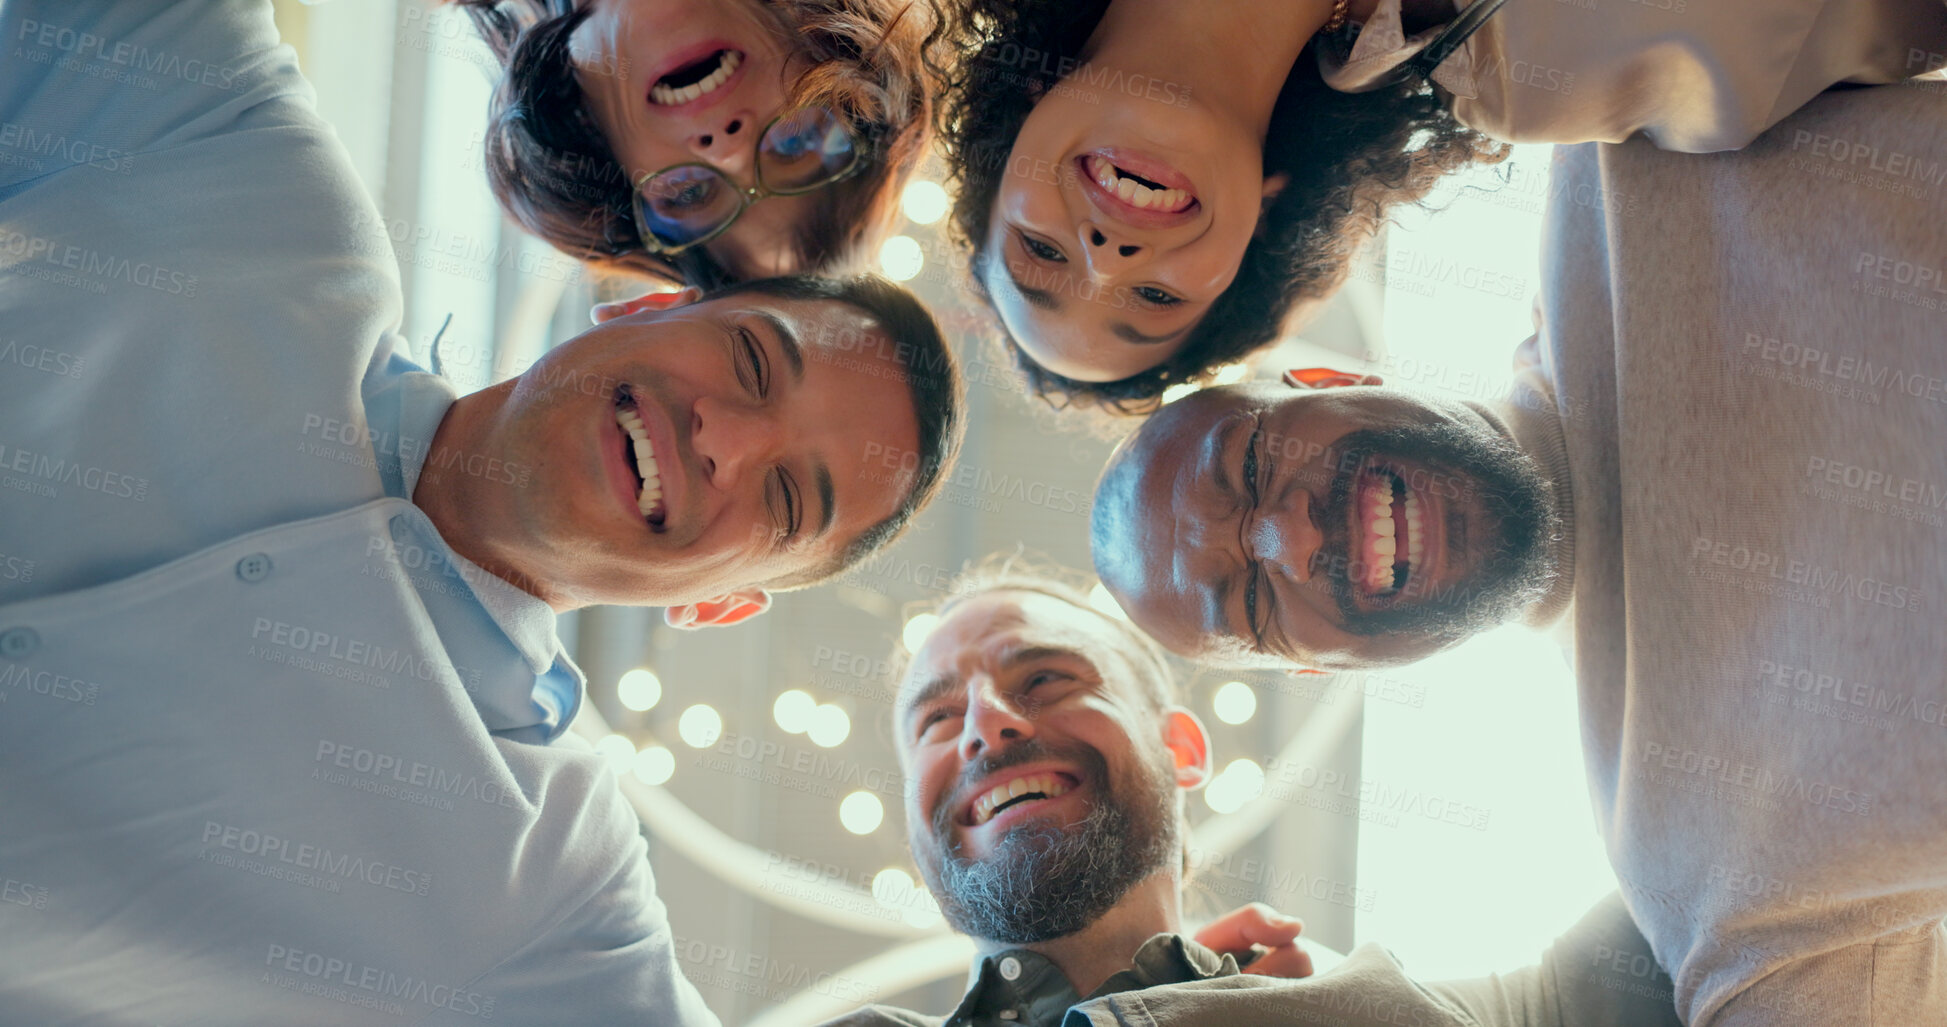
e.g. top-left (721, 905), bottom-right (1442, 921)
top-left (935, 0), bottom-right (1947, 412)
top-left (451, 0), bottom-right (940, 290)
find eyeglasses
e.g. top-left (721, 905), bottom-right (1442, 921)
top-left (631, 107), bottom-right (864, 255)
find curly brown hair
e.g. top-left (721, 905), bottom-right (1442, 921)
top-left (451, 0), bottom-right (944, 289)
top-left (933, 0), bottom-right (1505, 415)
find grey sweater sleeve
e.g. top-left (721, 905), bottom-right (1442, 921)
top-left (1065, 895), bottom-right (1682, 1027)
top-left (1428, 893), bottom-right (1682, 1027)
top-left (1532, 76), bottom-right (1947, 1027)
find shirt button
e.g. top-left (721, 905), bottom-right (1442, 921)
top-left (0, 627), bottom-right (39, 659)
top-left (998, 956), bottom-right (1021, 981)
top-left (235, 553), bottom-right (273, 583)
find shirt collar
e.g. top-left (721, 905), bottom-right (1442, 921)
top-left (367, 363), bottom-right (586, 742)
top-left (945, 935), bottom-right (1236, 1027)
top-left (389, 369), bottom-right (456, 503)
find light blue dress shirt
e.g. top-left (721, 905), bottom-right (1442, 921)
top-left (0, 2), bottom-right (717, 1023)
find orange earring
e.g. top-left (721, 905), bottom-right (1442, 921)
top-left (1283, 368), bottom-right (1362, 389)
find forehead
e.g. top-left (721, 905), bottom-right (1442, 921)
top-left (898, 591), bottom-right (1126, 704)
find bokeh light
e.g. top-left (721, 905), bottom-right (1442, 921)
top-left (617, 668), bottom-right (663, 712)
top-left (1212, 680), bottom-right (1257, 725)
top-left (773, 689), bottom-right (816, 734)
top-left (871, 867), bottom-right (915, 910)
top-left (807, 703), bottom-right (851, 748)
top-left (900, 180), bottom-right (949, 225)
top-left (879, 235), bottom-right (924, 281)
top-left (632, 745), bottom-right (675, 786)
top-left (839, 790), bottom-right (884, 834)
top-left (901, 887), bottom-right (944, 929)
top-left (1204, 758), bottom-right (1265, 814)
top-left (677, 704), bottom-right (723, 749)
top-left (595, 733), bottom-right (636, 773)
top-left (901, 612), bottom-right (940, 653)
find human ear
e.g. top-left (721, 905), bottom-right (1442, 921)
top-left (1162, 707), bottom-right (1213, 789)
top-left (1251, 173), bottom-right (1290, 239)
top-left (1281, 368), bottom-right (1383, 390)
top-left (1261, 172), bottom-right (1289, 206)
top-left (590, 286), bottom-right (704, 324)
top-left (663, 589), bottom-right (771, 630)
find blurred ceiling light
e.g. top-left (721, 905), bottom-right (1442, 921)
top-left (901, 612), bottom-right (940, 653)
top-left (632, 745), bottom-right (675, 786)
top-left (808, 703), bottom-right (851, 748)
top-left (1212, 680), bottom-right (1257, 725)
top-left (839, 790), bottom-right (884, 834)
top-left (595, 733), bottom-right (637, 773)
top-left (879, 235), bottom-right (924, 282)
top-left (677, 704), bottom-right (723, 749)
top-left (871, 867), bottom-right (915, 910)
top-left (1204, 757), bottom-right (1265, 814)
top-left (901, 888), bottom-right (944, 929)
top-left (872, 866), bottom-right (945, 927)
top-left (773, 688), bottom-right (816, 734)
top-left (900, 180), bottom-right (949, 225)
top-left (617, 667), bottom-right (663, 712)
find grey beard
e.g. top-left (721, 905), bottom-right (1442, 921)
top-left (929, 751), bottom-right (1178, 944)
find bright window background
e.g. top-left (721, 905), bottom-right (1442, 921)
top-left (405, 19), bottom-right (500, 365)
top-left (1352, 146), bottom-right (1617, 978)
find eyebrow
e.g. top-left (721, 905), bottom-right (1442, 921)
top-left (1003, 261), bottom-right (1062, 312)
top-left (898, 645), bottom-right (1089, 727)
top-left (752, 309), bottom-right (804, 381)
top-left (744, 308), bottom-right (830, 540)
top-left (812, 464), bottom-right (835, 538)
top-left (1112, 321), bottom-right (1191, 346)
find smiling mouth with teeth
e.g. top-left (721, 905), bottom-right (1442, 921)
top-left (1357, 463), bottom-right (1424, 597)
top-left (1083, 155), bottom-right (1196, 213)
top-left (650, 49), bottom-right (742, 106)
top-left (614, 387), bottom-right (667, 529)
top-left (970, 772), bottom-right (1074, 826)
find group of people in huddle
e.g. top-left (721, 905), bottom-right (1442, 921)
top-left (1, 0), bottom-right (1944, 1024)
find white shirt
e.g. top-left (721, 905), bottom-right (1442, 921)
top-left (0, 2), bottom-right (716, 1023)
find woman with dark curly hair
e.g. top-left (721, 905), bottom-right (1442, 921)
top-left (935, 0), bottom-right (1947, 412)
top-left (451, 0), bottom-right (941, 290)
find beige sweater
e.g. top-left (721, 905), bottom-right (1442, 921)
top-left (1324, 0), bottom-right (1947, 151)
top-left (1510, 77), bottom-right (1947, 1025)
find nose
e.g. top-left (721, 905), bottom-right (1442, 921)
top-left (1247, 489), bottom-right (1325, 584)
top-left (691, 395), bottom-right (783, 491)
top-left (1077, 222), bottom-right (1146, 280)
top-left (687, 110), bottom-right (757, 179)
top-left (957, 678), bottom-right (1035, 761)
